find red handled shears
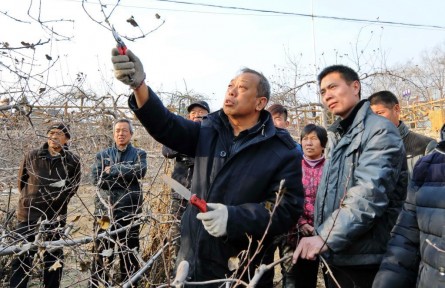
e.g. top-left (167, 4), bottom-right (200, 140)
top-left (162, 175), bottom-right (209, 212)
top-left (112, 26), bottom-right (127, 55)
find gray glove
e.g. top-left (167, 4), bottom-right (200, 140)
top-left (196, 203), bottom-right (228, 237)
top-left (111, 48), bottom-right (146, 89)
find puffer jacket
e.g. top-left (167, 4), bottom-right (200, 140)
top-left (91, 143), bottom-right (147, 218)
top-left (129, 88), bottom-right (304, 287)
top-left (398, 121), bottom-right (437, 179)
top-left (17, 143), bottom-right (81, 222)
top-left (373, 141), bottom-right (445, 288)
top-left (315, 100), bottom-right (408, 266)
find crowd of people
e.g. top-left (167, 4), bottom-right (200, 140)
top-left (6, 47), bottom-right (443, 288)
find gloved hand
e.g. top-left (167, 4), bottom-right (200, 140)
top-left (196, 203), bottom-right (228, 237)
top-left (111, 48), bottom-right (146, 89)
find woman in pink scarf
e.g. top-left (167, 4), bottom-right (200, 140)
top-left (282, 124), bottom-right (327, 288)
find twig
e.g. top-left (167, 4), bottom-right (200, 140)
top-left (319, 255), bottom-right (341, 288)
top-left (235, 179), bottom-right (287, 286)
top-left (122, 241), bottom-right (171, 288)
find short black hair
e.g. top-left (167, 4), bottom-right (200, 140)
top-left (317, 65), bottom-right (361, 98)
top-left (368, 90), bottom-right (399, 108)
top-left (240, 67), bottom-right (271, 100)
top-left (301, 124), bottom-right (328, 148)
top-left (267, 104), bottom-right (288, 121)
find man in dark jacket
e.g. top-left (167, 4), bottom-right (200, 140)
top-left (292, 65), bottom-right (407, 288)
top-left (111, 48), bottom-right (304, 287)
top-left (10, 122), bottom-right (81, 288)
top-left (90, 118), bottom-right (147, 287)
top-left (372, 124), bottom-right (445, 288)
top-left (369, 90), bottom-right (437, 179)
top-left (162, 100), bottom-right (210, 255)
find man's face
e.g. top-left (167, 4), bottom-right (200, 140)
top-left (223, 72), bottom-right (267, 118)
top-left (320, 72), bottom-right (360, 119)
top-left (47, 129), bottom-right (68, 151)
top-left (114, 122), bottom-right (132, 148)
top-left (272, 113), bottom-right (289, 129)
top-left (370, 103), bottom-right (400, 127)
top-left (189, 106), bottom-right (208, 122)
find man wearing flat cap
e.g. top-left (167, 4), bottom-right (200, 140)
top-left (10, 122), bottom-right (81, 288)
top-left (162, 100), bottom-right (210, 257)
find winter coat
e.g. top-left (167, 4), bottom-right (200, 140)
top-left (287, 157), bottom-right (325, 247)
top-left (298, 157), bottom-right (325, 228)
top-left (17, 143), bottom-right (81, 222)
top-left (315, 100), bottom-right (408, 266)
top-left (91, 143), bottom-right (147, 218)
top-left (398, 121), bottom-right (437, 179)
top-left (128, 88), bottom-right (304, 287)
top-left (373, 142), bottom-right (445, 288)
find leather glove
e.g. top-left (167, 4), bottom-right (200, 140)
top-left (196, 203), bottom-right (228, 237)
top-left (111, 48), bottom-right (146, 89)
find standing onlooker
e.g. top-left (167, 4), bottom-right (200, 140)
top-left (111, 47), bottom-right (304, 286)
top-left (267, 103), bottom-right (303, 154)
top-left (162, 100), bottom-right (210, 255)
top-left (90, 118), bottom-right (147, 287)
top-left (10, 122), bottom-right (81, 288)
top-left (369, 90), bottom-right (437, 178)
top-left (281, 124), bottom-right (327, 288)
top-left (293, 65), bottom-right (407, 288)
top-left (373, 124), bottom-right (445, 288)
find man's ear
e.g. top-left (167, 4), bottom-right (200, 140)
top-left (256, 97), bottom-right (268, 111)
top-left (352, 80), bottom-right (361, 98)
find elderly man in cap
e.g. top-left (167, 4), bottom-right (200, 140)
top-left (162, 100), bottom-right (210, 256)
top-left (10, 122), bottom-right (81, 288)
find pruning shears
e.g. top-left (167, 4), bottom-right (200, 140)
top-left (111, 26), bottom-right (127, 55)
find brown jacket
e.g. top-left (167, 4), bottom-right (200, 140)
top-left (17, 143), bottom-right (81, 222)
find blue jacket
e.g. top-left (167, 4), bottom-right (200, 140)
top-left (373, 142), bottom-right (445, 288)
top-left (91, 143), bottom-right (147, 217)
top-left (129, 88), bottom-right (304, 286)
top-left (315, 100), bottom-right (407, 266)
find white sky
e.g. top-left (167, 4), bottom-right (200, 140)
top-left (2, 0), bottom-right (445, 111)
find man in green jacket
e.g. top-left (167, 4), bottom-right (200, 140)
top-left (10, 122), bottom-right (81, 288)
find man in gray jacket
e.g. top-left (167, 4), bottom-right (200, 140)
top-left (292, 65), bottom-right (407, 288)
top-left (369, 90), bottom-right (436, 178)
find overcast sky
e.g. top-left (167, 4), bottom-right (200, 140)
top-left (2, 0), bottom-right (445, 110)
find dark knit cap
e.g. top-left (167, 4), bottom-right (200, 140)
top-left (187, 100), bottom-right (210, 113)
top-left (47, 122), bottom-right (71, 139)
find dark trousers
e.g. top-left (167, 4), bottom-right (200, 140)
top-left (10, 221), bottom-right (64, 288)
top-left (323, 264), bottom-right (380, 288)
top-left (279, 243), bottom-right (319, 288)
top-left (90, 216), bottom-right (140, 287)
